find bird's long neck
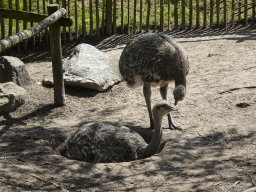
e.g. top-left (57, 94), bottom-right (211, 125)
top-left (175, 77), bottom-right (186, 88)
top-left (138, 113), bottom-right (163, 159)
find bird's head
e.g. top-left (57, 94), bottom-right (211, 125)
top-left (152, 100), bottom-right (178, 118)
top-left (173, 85), bottom-right (186, 106)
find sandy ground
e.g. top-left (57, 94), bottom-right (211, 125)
top-left (0, 26), bottom-right (256, 192)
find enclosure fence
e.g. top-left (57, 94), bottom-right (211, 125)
top-left (0, 0), bottom-right (255, 50)
top-left (0, 4), bottom-right (72, 105)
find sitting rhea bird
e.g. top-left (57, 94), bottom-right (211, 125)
top-left (58, 100), bottom-right (177, 163)
top-left (119, 32), bottom-right (189, 130)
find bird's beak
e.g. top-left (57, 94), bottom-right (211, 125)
top-left (171, 106), bottom-right (178, 111)
top-left (174, 99), bottom-right (178, 106)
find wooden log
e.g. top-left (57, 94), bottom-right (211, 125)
top-left (0, 8), bottom-right (67, 52)
top-left (47, 4), bottom-right (66, 106)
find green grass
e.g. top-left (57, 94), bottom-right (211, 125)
top-left (1, 0), bottom-right (253, 39)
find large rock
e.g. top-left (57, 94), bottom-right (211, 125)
top-left (0, 82), bottom-right (29, 115)
top-left (0, 56), bottom-right (31, 87)
top-left (43, 44), bottom-right (121, 91)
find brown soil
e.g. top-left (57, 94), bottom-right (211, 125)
top-left (1, 26), bottom-right (256, 192)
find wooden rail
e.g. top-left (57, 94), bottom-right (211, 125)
top-left (0, 8), bottom-right (71, 52)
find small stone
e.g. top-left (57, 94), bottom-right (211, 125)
top-left (0, 82), bottom-right (29, 115)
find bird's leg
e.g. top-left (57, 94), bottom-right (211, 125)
top-left (160, 84), bottom-right (182, 130)
top-left (143, 82), bottom-right (155, 129)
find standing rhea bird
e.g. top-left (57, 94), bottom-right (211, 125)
top-left (119, 32), bottom-right (189, 130)
top-left (59, 100), bottom-right (177, 163)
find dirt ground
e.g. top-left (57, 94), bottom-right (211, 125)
top-left (0, 26), bottom-right (256, 192)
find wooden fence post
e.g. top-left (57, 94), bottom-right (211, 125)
top-left (47, 4), bottom-right (66, 106)
top-left (196, 0), bottom-right (200, 29)
top-left (252, 0), bottom-right (255, 25)
top-left (168, 0), bottom-right (170, 30)
top-left (9, 0), bottom-right (13, 37)
top-left (146, 0), bottom-right (150, 32)
top-left (23, 0), bottom-right (28, 50)
top-left (63, 0), bottom-right (67, 44)
top-left (224, 0), bottom-right (227, 27)
top-left (121, 0), bottom-right (124, 33)
top-left (244, 0), bottom-right (247, 26)
top-left (128, 0), bottom-right (130, 34)
top-left (106, 0), bottom-right (112, 35)
top-left (133, 0), bottom-right (137, 33)
top-left (68, 0), bottom-right (72, 41)
top-left (210, 0), bottom-right (214, 28)
top-left (82, 0), bottom-right (86, 37)
top-left (113, 0), bottom-right (117, 34)
top-left (96, 0), bottom-right (100, 36)
top-left (0, 0), bottom-right (5, 40)
top-left (16, 0), bottom-right (20, 52)
top-left (182, 0), bottom-right (186, 29)
top-left (75, 0), bottom-right (78, 39)
top-left (140, 0), bottom-right (142, 32)
top-left (181, 0), bottom-right (185, 29)
top-left (189, 0), bottom-right (193, 29)
top-left (160, 0), bottom-right (164, 31)
top-left (216, 0), bottom-right (220, 27)
top-left (174, 0), bottom-right (178, 29)
top-left (29, 0), bottom-right (35, 48)
top-left (89, 0), bottom-right (93, 36)
top-left (203, 0), bottom-right (207, 28)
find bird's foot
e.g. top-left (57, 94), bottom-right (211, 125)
top-left (168, 123), bottom-right (182, 131)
